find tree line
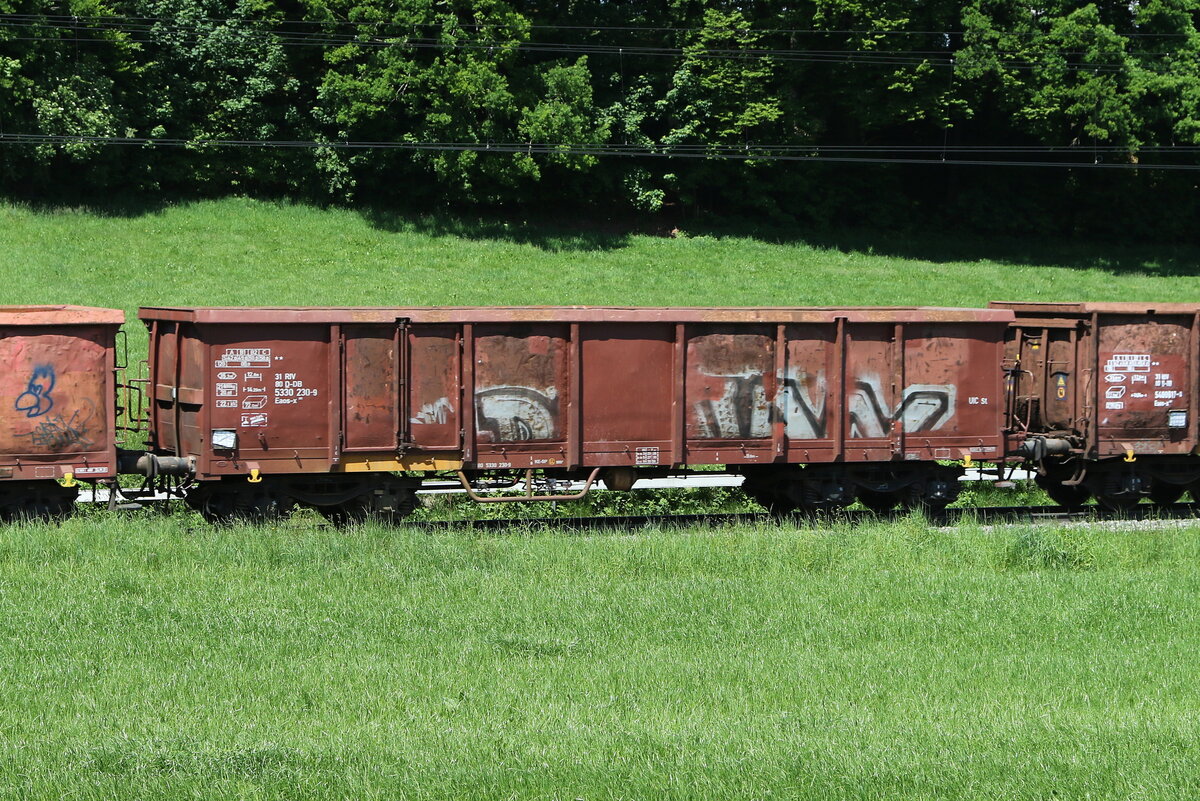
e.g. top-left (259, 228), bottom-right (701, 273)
top-left (4, 0), bottom-right (1200, 239)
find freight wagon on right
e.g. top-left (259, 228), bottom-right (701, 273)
top-left (993, 301), bottom-right (1200, 509)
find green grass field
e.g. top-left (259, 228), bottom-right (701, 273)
top-left (4, 199), bottom-right (1200, 798)
top-left (6, 196), bottom-right (1199, 383)
top-left (3, 513), bottom-right (1200, 800)
top-left (5, 197), bottom-right (1200, 317)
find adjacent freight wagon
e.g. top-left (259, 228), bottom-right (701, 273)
top-left (993, 301), bottom-right (1200, 509)
top-left (0, 305), bottom-right (124, 520)
top-left (139, 305), bottom-right (1012, 522)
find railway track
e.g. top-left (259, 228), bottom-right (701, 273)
top-left (414, 502), bottom-right (1200, 533)
top-left (78, 467), bottom-right (1033, 505)
top-left (70, 485), bottom-right (1200, 530)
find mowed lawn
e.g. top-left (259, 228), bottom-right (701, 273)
top-left (2, 514), bottom-right (1200, 799)
top-left (4, 198), bottom-right (1200, 317)
top-left (3, 200), bottom-right (1200, 798)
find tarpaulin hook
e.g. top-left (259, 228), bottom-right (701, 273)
top-left (248, 468), bottom-right (262, 483)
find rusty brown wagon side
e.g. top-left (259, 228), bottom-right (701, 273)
top-left (992, 301), bottom-right (1200, 508)
top-left (0, 305), bottom-right (124, 520)
top-left (138, 305), bottom-right (1012, 522)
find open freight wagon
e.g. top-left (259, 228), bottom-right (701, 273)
top-left (0, 305), bottom-right (124, 519)
top-left (139, 305), bottom-right (1012, 521)
top-left (993, 301), bottom-right (1200, 508)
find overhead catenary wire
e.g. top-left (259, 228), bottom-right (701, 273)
top-left (2, 17), bottom-right (1196, 75)
top-left (6, 15), bottom-right (1198, 172)
top-left (0, 16), bottom-right (1172, 54)
top-left (5, 14), bottom-right (1200, 39)
top-left (4, 133), bottom-right (1200, 170)
top-left (7, 134), bottom-right (1198, 152)
top-left (0, 34), bottom-right (1176, 75)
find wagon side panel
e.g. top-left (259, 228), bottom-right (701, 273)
top-left (407, 325), bottom-right (462, 455)
top-left (149, 319), bottom-right (181, 455)
top-left (471, 324), bottom-right (570, 468)
top-left (1095, 313), bottom-right (1195, 456)
top-left (842, 323), bottom-right (898, 461)
top-left (580, 322), bottom-right (674, 465)
top-left (205, 324), bottom-right (334, 474)
top-left (342, 324), bottom-right (398, 452)
top-left (778, 323), bottom-right (838, 461)
top-left (683, 325), bottom-right (775, 465)
top-left (0, 323), bottom-right (119, 480)
top-left (901, 321), bottom-right (1007, 462)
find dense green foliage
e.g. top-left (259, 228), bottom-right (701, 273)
top-left (4, 1), bottom-right (1200, 237)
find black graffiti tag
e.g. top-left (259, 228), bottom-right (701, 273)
top-left (781, 377), bottom-right (827, 438)
top-left (16, 407), bottom-right (94, 452)
top-left (849, 379), bottom-right (953, 438)
top-left (696, 375), bottom-right (771, 439)
top-left (14, 364), bottom-right (55, 418)
top-left (475, 386), bottom-right (558, 442)
top-left (697, 372), bottom-right (953, 440)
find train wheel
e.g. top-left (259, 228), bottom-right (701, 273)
top-left (741, 477), bottom-right (795, 516)
top-left (318, 484), bottom-right (419, 527)
top-left (1149, 481), bottom-right (1186, 506)
top-left (186, 481), bottom-right (295, 525)
top-left (1091, 472), bottom-right (1149, 512)
top-left (234, 488), bottom-right (296, 524)
top-left (857, 489), bottom-right (898, 514)
top-left (317, 503), bottom-right (363, 526)
top-left (184, 484), bottom-right (220, 523)
top-left (744, 490), bottom-right (798, 517)
top-left (897, 468), bottom-right (960, 514)
top-left (760, 499), bottom-right (800, 517)
top-left (0, 481), bottom-right (78, 524)
top-left (787, 470), bottom-right (855, 515)
top-left (1035, 475), bottom-right (1092, 510)
top-left (1094, 493), bottom-right (1141, 512)
top-left (899, 494), bottom-right (951, 514)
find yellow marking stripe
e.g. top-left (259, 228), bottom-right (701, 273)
top-left (335, 455), bottom-right (463, 473)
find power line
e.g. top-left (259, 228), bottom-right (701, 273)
top-left (4, 18), bottom-right (1189, 75)
top-left (4, 14), bottom-right (1199, 39)
top-left (4, 134), bottom-right (1199, 170)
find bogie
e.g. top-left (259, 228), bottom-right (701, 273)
top-left (1034, 463), bottom-right (1092, 510)
top-left (857, 489), bottom-right (899, 514)
top-left (185, 474), bottom-right (419, 526)
top-left (0, 480), bottom-right (78, 524)
top-left (741, 464), bottom-right (962, 516)
top-left (1149, 480), bottom-right (1187, 507)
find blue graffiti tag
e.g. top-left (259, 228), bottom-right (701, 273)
top-left (14, 364), bottom-right (55, 418)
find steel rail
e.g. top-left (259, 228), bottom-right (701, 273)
top-left (413, 503), bottom-right (1200, 533)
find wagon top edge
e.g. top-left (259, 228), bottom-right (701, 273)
top-left (990, 301), bottom-right (1200, 316)
top-left (137, 305), bottom-right (1015, 325)
top-left (0, 305), bottom-right (125, 325)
